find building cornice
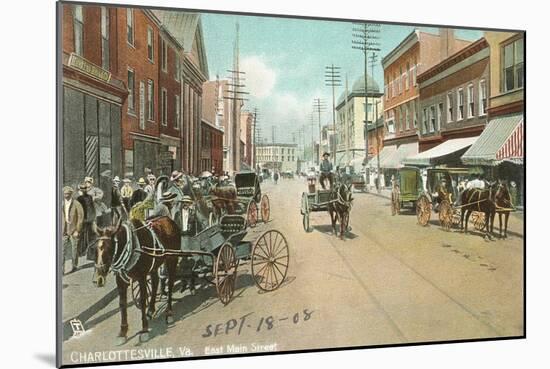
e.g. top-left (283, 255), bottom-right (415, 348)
top-left (417, 38), bottom-right (489, 85)
top-left (382, 30), bottom-right (419, 68)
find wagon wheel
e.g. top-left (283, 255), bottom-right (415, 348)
top-left (301, 193), bottom-right (311, 232)
top-left (439, 200), bottom-right (453, 231)
top-left (260, 194), bottom-right (270, 223)
top-left (246, 200), bottom-right (258, 228)
top-left (214, 243), bottom-right (238, 305)
top-left (471, 211), bottom-right (486, 231)
top-left (416, 195), bottom-right (431, 226)
top-left (391, 189), bottom-right (401, 216)
top-left (251, 230), bottom-right (289, 291)
top-left (131, 275), bottom-right (153, 309)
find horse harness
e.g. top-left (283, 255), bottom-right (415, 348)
top-left (107, 219), bottom-right (178, 285)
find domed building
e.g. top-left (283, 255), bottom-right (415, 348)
top-left (335, 74), bottom-right (384, 170)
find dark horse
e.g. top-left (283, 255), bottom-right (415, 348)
top-left (92, 216), bottom-right (181, 344)
top-left (459, 182), bottom-right (498, 238)
top-left (494, 180), bottom-right (514, 239)
top-left (328, 182), bottom-right (354, 240)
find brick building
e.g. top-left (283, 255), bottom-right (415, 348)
top-left (377, 29), bottom-right (472, 184)
top-left (61, 4), bottom-right (128, 200)
top-left (462, 31), bottom-right (525, 206)
top-left (203, 79), bottom-right (241, 174)
top-left (151, 10), bottom-right (209, 176)
top-left (404, 38), bottom-right (490, 166)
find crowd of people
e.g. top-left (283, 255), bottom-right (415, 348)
top-left (61, 168), bottom-right (226, 275)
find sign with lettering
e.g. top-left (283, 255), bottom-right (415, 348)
top-left (139, 81), bottom-right (145, 130)
top-left (68, 53), bottom-right (111, 82)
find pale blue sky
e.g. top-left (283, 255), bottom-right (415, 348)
top-left (201, 13), bottom-right (483, 143)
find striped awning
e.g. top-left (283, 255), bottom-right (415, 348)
top-left (462, 113), bottom-right (524, 166)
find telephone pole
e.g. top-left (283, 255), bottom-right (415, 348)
top-left (369, 52), bottom-right (382, 192)
top-left (312, 98), bottom-right (327, 165)
top-left (224, 22), bottom-right (249, 173)
top-left (325, 64), bottom-right (342, 165)
top-left (352, 22), bottom-right (380, 167)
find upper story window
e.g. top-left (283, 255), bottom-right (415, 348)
top-left (161, 88), bottom-right (168, 125)
top-left (437, 103), bottom-right (443, 131)
top-left (405, 62), bottom-right (410, 90)
top-left (429, 105), bottom-right (436, 133)
top-left (126, 8), bottom-right (134, 46)
top-left (161, 39), bottom-right (168, 72)
top-left (422, 108), bottom-right (428, 134)
top-left (467, 84), bottom-right (475, 118)
top-left (175, 53), bottom-right (181, 81)
top-left (385, 77), bottom-right (389, 100)
top-left (479, 79), bottom-right (487, 116)
top-left (73, 5), bottom-right (83, 56)
top-left (447, 92), bottom-right (453, 122)
top-left (405, 104), bottom-right (410, 130)
top-left (147, 27), bottom-right (154, 62)
top-left (502, 37), bottom-right (524, 92)
top-left (457, 88), bottom-right (464, 121)
top-left (101, 7), bottom-right (109, 70)
top-left (175, 95), bottom-right (181, 129)
top-left (127, 68), bottom-right (135, 112)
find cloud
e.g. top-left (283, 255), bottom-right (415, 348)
top-left (241, 55), bottom-right (277, 99)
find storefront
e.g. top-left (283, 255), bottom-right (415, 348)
top-left (461, 113), bottom-right (524, 207)
top-left (62, 53), bottom-right (127, 200)
top-left (404, 136), bottom-right (479, 167)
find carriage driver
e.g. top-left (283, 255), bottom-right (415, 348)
top-left (319, 152), bottom-right (334, 190)
top-left (434, 178), bottom-right (450, 212)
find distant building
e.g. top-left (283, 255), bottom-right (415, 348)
top-left (256, 143), bottom-right (298, 173)
top-left (335, 74), bottom-right (383, 169)
top-left (240, 112), bottom-right (254, 169)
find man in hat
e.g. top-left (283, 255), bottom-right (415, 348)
top-left (434, 178), bottom-right (450, 211)
top-left (319, 152), bottom-right (334, 190)
top-left (144, 174), bottom-right (156, 200)
top-left (130, 178), bottom-right (147, 207)
top-left (62, 186), bottom-right (84, 274)
top-left (83, 176), bottom-right (108, 227)
top-left (76, 182), bottom-right (96, 261)
top-left (148, 191), bottom-right (177, 219)
top-left (111, 176), bottom-right (123, 223)
top-left (120, 178), bottom-right (133, 213)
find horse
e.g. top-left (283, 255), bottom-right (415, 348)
top-left (459, 182), bottom-right (498, 239)
top-left (328, 182), bottom-right (354, 240)
top-left (91, 216), bottom-right (181, 344)
top-left (494, 180), bottom-right (514, 239)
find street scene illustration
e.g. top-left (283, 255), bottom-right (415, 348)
top-left (58, 3), bottom-right (524, 366)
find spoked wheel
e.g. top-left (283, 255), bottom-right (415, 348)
top-left (471, 211), bottom-right (486, 231)
top-left (246, 200), bottom-right (258, 228)
top-left (416, 195), bottom-right (431, 226)
top-left (439, 200), bottom-right (453, 231)
top-left (391, 189), bottom-right (401, 216)
top-left (260, 194), bottom-right (270, 222)
top-left (301, 193), bottom-right (311, 232)
top-left (214, 243), bottom-right (238, 305)
top-left (251, 230), bottom-right (289, 291)
top-left (131, 275), bottom-right (153, 309)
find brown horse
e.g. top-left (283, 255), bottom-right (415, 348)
top-left (494, 180), bottom-right (514, 239)
top-left (459, 182), bottom-right (498, 238)
top-left (328, 183), bottom-right (353, 240)
top-left (92, 216), bottom-right (181, 344)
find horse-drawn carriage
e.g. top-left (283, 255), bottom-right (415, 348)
top-left (211, 172), bottom-right (270, 228)
top-left (92, 173), bottom-right (289, 343)
top-left (415, 168), bottom-right (487, 231)
top-left (390, 166), bottom-right (423, 216)
top-left (300, 174), bottom-right (353, 238)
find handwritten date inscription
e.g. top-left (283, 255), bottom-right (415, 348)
top-left (202, 309), bottom-right (314, 338)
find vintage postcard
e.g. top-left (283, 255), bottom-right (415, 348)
top-left (57, 1), bottom-right (525, 366)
